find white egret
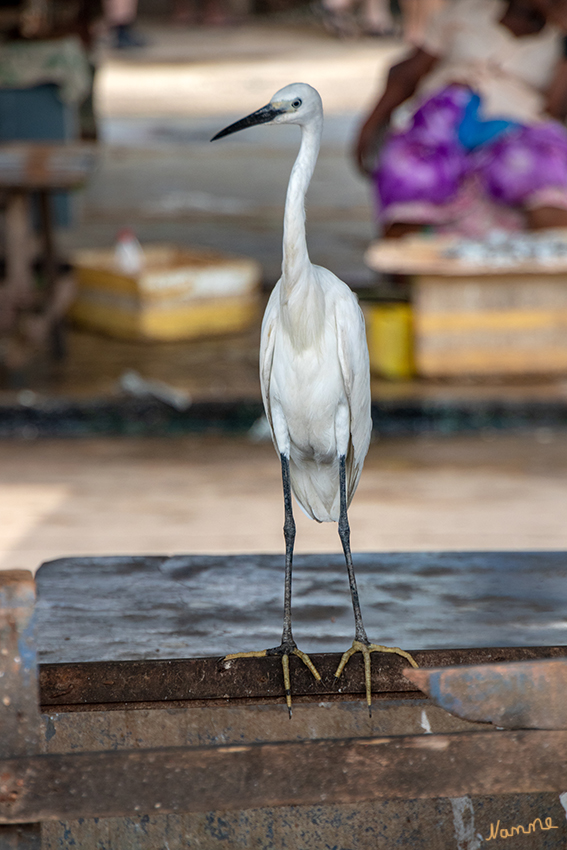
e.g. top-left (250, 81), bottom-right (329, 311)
top-left (212, 83), bottom-right (417, 713)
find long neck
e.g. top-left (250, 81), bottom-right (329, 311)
top-left (281, 116), bottom-right (323, 289)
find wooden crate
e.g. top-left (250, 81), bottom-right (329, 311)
top-left (414, 272), bottom-right (567, 376)
top-left (71, 244), bottom-right (262, 342)
top-left (365, 234), bottom-right (567, 377)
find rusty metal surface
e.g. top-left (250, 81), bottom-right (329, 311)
top-left (0, 824), bottom-right (41, 849)
top-left (0, 571), bottom-right (41, 848)
top-left (37, 699), bottom-right (567, 849)
top-left (38, 645), bottom-right (567, 708)
top-left (2, 729), bottom-right (567, 823)
top-left (40, 795), bottom-right (567, 850)
top-left (0, 571), bottom-right (40, 758)
top-left (35, 552), bottom-right (567, 664)
top-left (405, 657), bottom-right (567, 730)
top-left (36, 700), bottom-right (486, 846)
top-left (39, 702), bottom-right (567, 849)
top-left (39, 700), bottom-right (483, 754)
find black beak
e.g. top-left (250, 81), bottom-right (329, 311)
top-left (211, 104), bottom-right (284, 141)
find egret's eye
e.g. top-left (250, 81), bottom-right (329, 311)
top-left (291, 99), bottom-right (302, 109)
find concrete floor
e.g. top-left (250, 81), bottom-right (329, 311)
top-left (2, 432), bottom-right (567, 574)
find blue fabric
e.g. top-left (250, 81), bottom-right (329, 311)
top-left (0, 84), bottom-right (77, 227)
top-left (457, 92), bottom-right (519, 151)
top-left (0, 83), bottom-right (74, 141)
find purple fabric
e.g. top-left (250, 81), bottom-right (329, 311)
top-left (375, 86), bottom-right (567, 215)
top-left (474, 122), bottom-right (567, 206)
top-left (377, 86), bottom-right (469, 207)
top-left (410, 85), bottom-right (471, 144)
top-left (377, 136), bottom-right (468, 206)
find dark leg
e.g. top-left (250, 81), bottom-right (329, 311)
top-left (337, 455), bottom-right (368, 645)
top-left (225, 453), bottom-right (320, 715)
top-left (335, 455), bottom-right (418, 713)
top-left (383, 221), bottom-right (423, 239)
top-left (266, 454), bottom-right (320, 713)
top-left (39, 190), bottom-right (57, 295)
top-left (280, 453), bottom-right (295, 645)
top-left (527, 206), bottom-right (567, 230)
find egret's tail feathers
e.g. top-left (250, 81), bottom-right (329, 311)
top-left (289, 442), bottom-right (362, 523)
top-left (290, 458), bottom-right (338, 522)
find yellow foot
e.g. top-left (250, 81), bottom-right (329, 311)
top-left (224, 644), bottom-right (321, 716)
top-left (334, 640), bottom-right (418, 712)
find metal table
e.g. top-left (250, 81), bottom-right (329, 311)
top-left (2, 552), bottom-right (567, 848)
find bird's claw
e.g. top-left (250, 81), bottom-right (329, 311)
top-left (224, 644), bottom-right (321, 717)
top-left (290, 647), bottom-right (322, 681)
top-left (269, 643), bottom-right (321, 715)
top-left (335, 639), bottom-right (418, 714)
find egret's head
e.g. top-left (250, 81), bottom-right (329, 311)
top-left (268, 83), bottom-right (323, 126)
top-left (211, 83), bottom-right (322, 141)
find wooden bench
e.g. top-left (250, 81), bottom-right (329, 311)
top-left (0, 143), bottom-right (95, 375)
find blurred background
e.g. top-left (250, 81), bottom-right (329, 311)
top-left (1, 0), bottom-right (567, 576)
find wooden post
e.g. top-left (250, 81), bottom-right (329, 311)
top-left (4, 191), bottom-right (33, 304)
top-left (38, 191), bottom-right (56, 295)
top-left (0, 571), bottom-right (41, 849)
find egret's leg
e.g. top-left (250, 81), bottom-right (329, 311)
top-left (281, 451), bottom-right (295, 645)
top-left (334, 455), bottom-right (418, 712)
top-left (337, 455), bottom-right (368, 645)
top-left (225, 453), bottom-right (320, 716)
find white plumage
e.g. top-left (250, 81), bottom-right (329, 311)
top-left (261, 263), bottom-right (371, 521)
top-left (256, 83), bottom-right (372, 520)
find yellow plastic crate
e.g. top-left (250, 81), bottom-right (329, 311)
top-left (365, 302), bottom-right (415, 380)
top-left (71, 244), bottom-right (262, 341)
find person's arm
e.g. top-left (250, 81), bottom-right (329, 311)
top-left (532, 0), bottom-right (567, 32)
top-left (530, 0), bottom-right (567, 119)
top-left (546, 54), bottom-right (567, 119)
top-left (354, 48), bottom-right (438, 175)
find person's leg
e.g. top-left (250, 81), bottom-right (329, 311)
top-left (399, 0), bottom-right (446, 44)
top-left (104, 0), bottom-right (138, 25)
top-left (317, 0), bottom-right (359, 37)
top-left (104, 0), bottom-right (145, 47)
top-left (480, 123), bottom-right (567, 225)
top-left (382, 221), bottom-right (423, 238)
top-left (361, 0), bottom-right (394, 34)
top-left (171, 0), bottom-right (197, 24)
top-left (527, 206), bottom-right (567, 230)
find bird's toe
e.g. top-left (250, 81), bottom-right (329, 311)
top-left (335, 640), bottom-right (419, 714)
